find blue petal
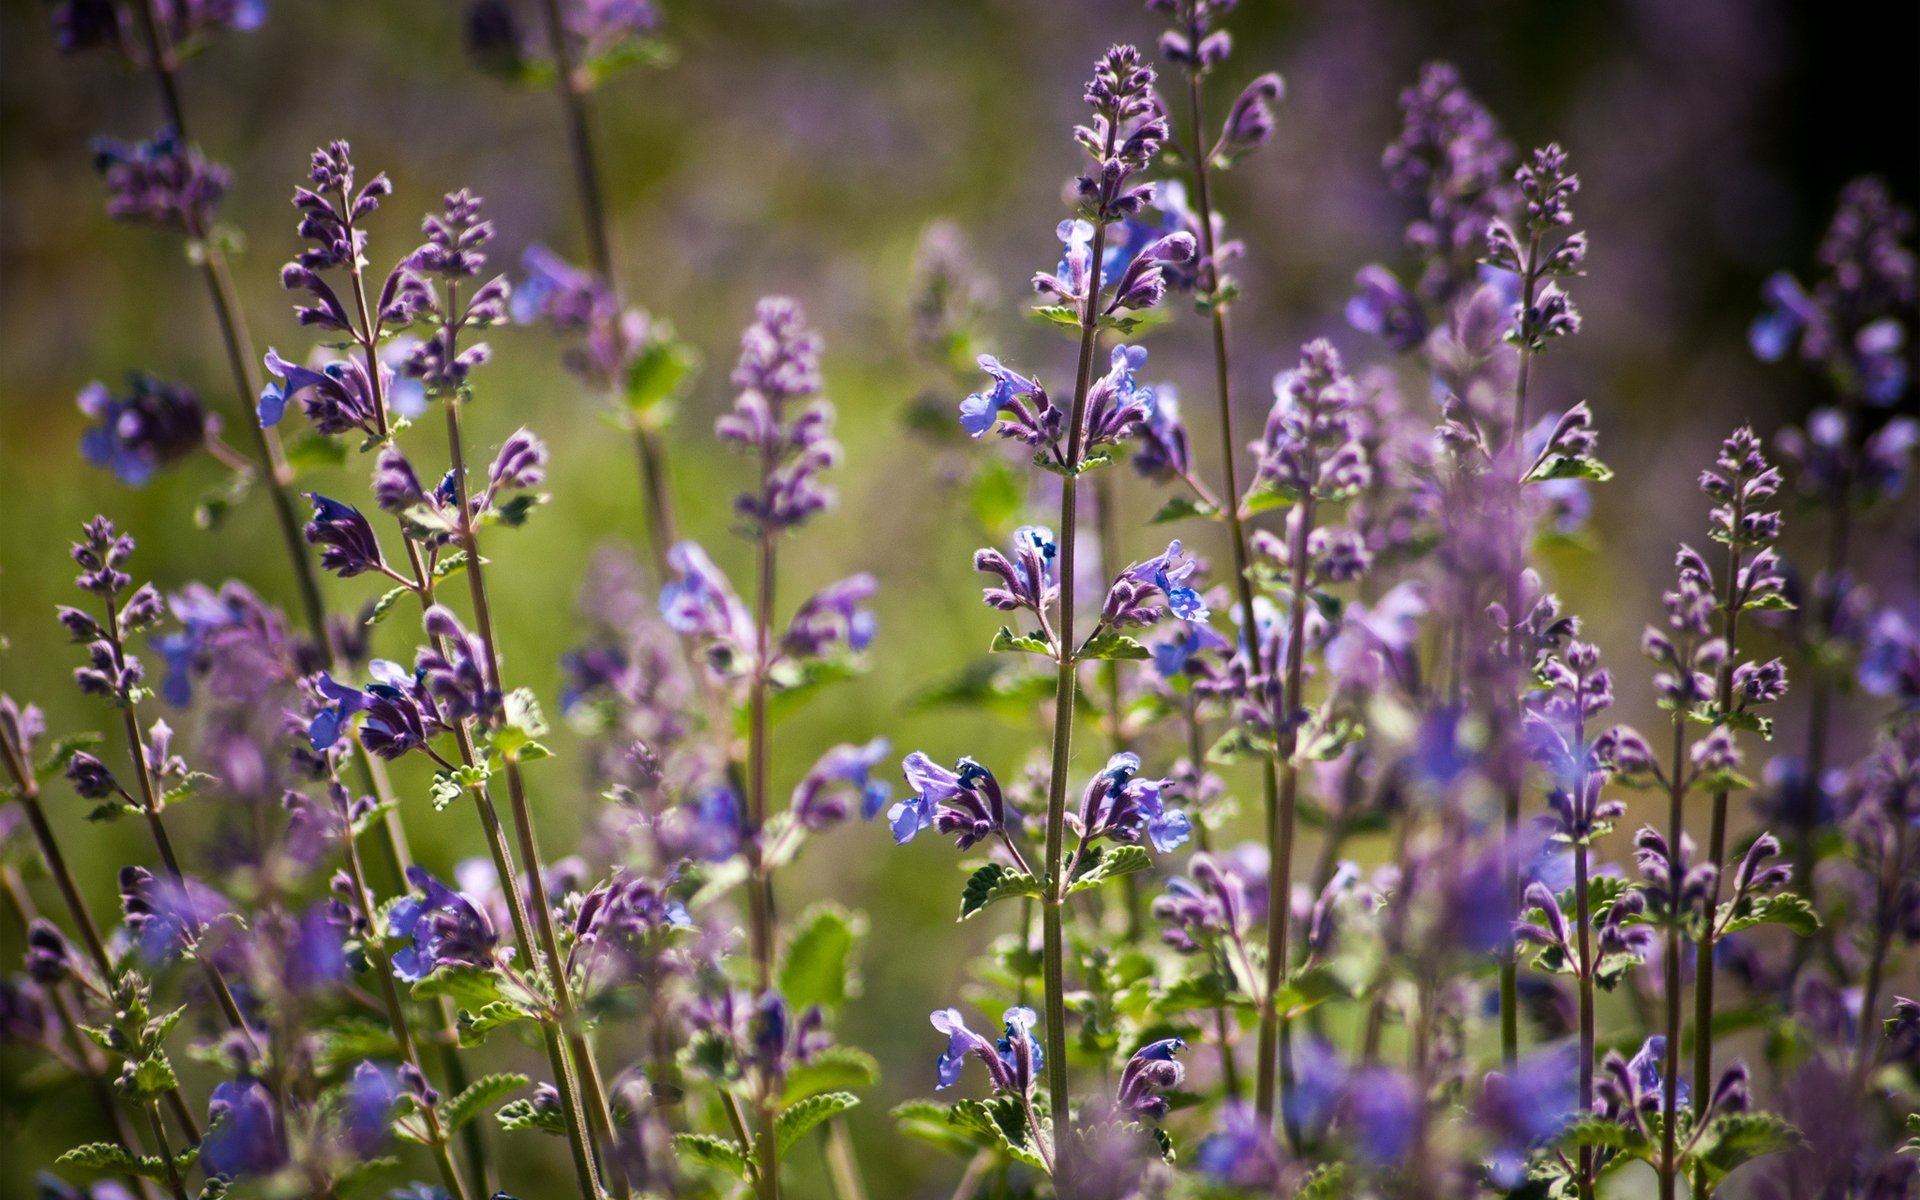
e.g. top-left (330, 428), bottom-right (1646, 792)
top-left (1149, 809), bottom-right (1193, 853)
top-left (257, 382), bottom-right (288, 427)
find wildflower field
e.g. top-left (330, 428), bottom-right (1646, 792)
top-left (1, 2), bottom-right (1916, 1198)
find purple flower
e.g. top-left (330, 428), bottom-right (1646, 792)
top-left (783, 574), bottom-right (877, 660)
top-left (1076, 751), bottom-right (1191, 853)
top-left (257, 348), bottom-right (383, 435)
top-left (1115, 1037), bottom-right (1186, 1120)
top-left (1196, 1102), bottom-right (1285, 1189)
top-left (721, 297), bottom-right (839, 532)
top-left (1215, 73), bottom-right (1285, 166)
top-left (1131, 381), bottom-right (1191, 481)
top-left (794, 737), bottom-right (891, 828)
top-left (659, 541), bottom-right (753, 669)
top-left (120, 866), bottom-right (231, 965)
top-left (1117, 538), bottom-right (1210, 623)
top-left (1860, 609), bottom-right (1920, 708)
top-left (1380, 62), bottom-right (1515, 302)
top-left (959, 355), bottom-right (1045, 440)
top-left (302, 493), bottom-right (383, 578)
top-left (930, 1005), bottom-right (1041, 1094)
top-left (1072, 46), bottom-right (1167, 224)
top-left (25, 920), bottom-right (75, 984)
top-left (92, 128), bottom-right (231, 235)
top-left (1340, 1066), bottom-right (1420, 1165)
top-left (974, 526), bottom-right (1058, 621)
top-left (1477, 1045), bottom-right (1579, 1187)
top-left (889, 753), bottom-right (1009, 850)
top-left (75, 374), bottom-right (211, 486)
top-left (202, 1078), bottom-right (286, 1180)
top-left (401, 190), bottom-right (512, 389)
top-left (340, 1062), bottom-right (400, 1156)
top-left (306, 660), bottom-right (440, 759)
top-left (387, 866), bottom-right (498, 981)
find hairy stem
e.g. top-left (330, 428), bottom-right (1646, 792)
top-left (1659, 716), bottom-right (1687, 1200)
top-left (1692, 531), bottom-right (1746, 1122)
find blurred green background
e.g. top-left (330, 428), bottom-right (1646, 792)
top-left (2, 0), bottom-right (1915, 1195)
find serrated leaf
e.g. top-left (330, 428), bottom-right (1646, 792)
top-left (777, 1091), bottom-right (859, 1153)
top-left (779, 904), bottom-right (866, 1012)
top-left (57, 1142), bottom-right (139, 1174)
top-left (1032, 445), bottom-right (1118, 477)
top-left (87, 801), bottom-right (140, 823)
top-left (1066, 844), bottom-right (1151, 895)
top-left (1743, 591), bottom-right (1795, 612)
top-left (1298, 1163), bottom-right (1348, 1199)
top-left (458, 1001), bottom-right (536, 1046)
top-left (624, 333), bottom-right (699, 419)
top-left (1077, 630), bottom-right (1151, 662)
top-left (495, 1097), bottom-right (567, 1136)
top-left (1272, 963), bottom-right (1348, 1018)
top-left (891, 1100), bottom-right (979, 1158)
top-left (410, 964), bottom-right (508, 1008)
top-left (333, 1155), bottom-right (398, 1197)
top-left (124, 1051), bottom-right (178, 1099)
top-left (367, 585), bottom-right (414, 626)
top-left (431, 550), bottom-right (471, 579)
top-left (951, 1096), bottom-right (1046, 1170)
top-left (1688, 1111), bottom-right (1802, 1186)
top-left (1525, 454), bottom-right (1614, 483)
top-left (959, 862), bottom-right (1043, 920)
top-left (990, 626), bottom-right (1053, 657)
top-left (315, 1017), bottom-right (401, 1069)
top-left (1241, 478), bottom-right (1298, 516)
top-left (782, 1047), bottom-right (880, 1106)
top-left (1152, 972), bottom-right (1251, 1015)
top-left (443, 1073), bottom-right (528, 1132)
top-left (674, 1132), bottom-right (752, 1180)
top-left (1719, 892), bottom-right (1819, 938)
top-left (35, 733), bottom-right (104, 782)
top-left (284, 431), bottom-right (348, 474)
top-left (1149, 495), bottom-right (1219, 524)
top-left (1208, 724), bottom-right (1277, 766)
top-left (1030, 303), bottom-right (1084, 332)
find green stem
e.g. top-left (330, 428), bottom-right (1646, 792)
top-left (1659, 717), bottom-right (1687, 1200)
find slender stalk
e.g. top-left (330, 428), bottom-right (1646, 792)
top-left (443, 394), bottom-right (627, 1200)
top-left (1268, 491), bottom-right (1311, 1141)
top-left (1853, 803), bottom-right (1906, 1087)
top-left (745, 511), bottom-right (781, 1200)
top-left (1573, 838), bottom-right (1596, 1200)
top-left (1794, 473), bottom-right (1853, 923)
top-left (822, 1118), bottom-right (869, 1200)
top-left (1179, 59), bottom-right (1292, 1131)
top-left (1659, 717), bottom-right (1687, 1200)
top-left (337, 776), bottom-right (474, 1200)
top-left (1036, 211), bottom-right (1111, 1191)
top-left (530, 0), bottom-right (684, 575)
top-left (1692, 531), bottom-right (1746, 1117)
top-left (144, 1101), bottom-right (191, 1200)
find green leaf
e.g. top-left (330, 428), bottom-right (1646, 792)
top-left (1241, 478), bottom-right (1297, 516)
top-left (1525, 454), bottom-right (1615, 483)
top-left (959, 862), bottom-right (1043, 920)
top-left (1298, 1163), bottom-right (1348, 1199)
top-left (431, 550), bottom-right (471, 580)
top-left (892, 1100), bottom-right (979, 1158)
top-left (781, 1046), bottom-right (880, 1106)
top-left (1151, 971), bottom-right (1247, 1015)
top-left (1555, 1114), bottom-right (1636, 1153)
top-left (674, 1132), bottom-right (752, 1180)
top-left (1066, 844), bottom-right (1151, 896)
top-left (969, 458), bottom-right (1026, 535)
top-left (1688, 1111), bottom-right (1802, 1187)
top-left (87, 801), bottom-right (140, 822)
top-left (1743, 590), bottom-right (1796, 612)
top-left (284, 430), bottom-right (348, 475)
top-left (443, 1073), bottom-right (528, 1132)
top-left (34, 733), bottom-right (104, 783)
top-left (333, 1155), bottom-right (399, 1197)
top-left (623, 332), bottom-right (699, 421)
top-left (1030, 303), bottom-right (1083, 332)
top-left (777, 1092), bottom-right (859, 1153)
top-left (488, 494), bottom-right (545, 528)
top-left (990, 626), bottom-right (1053, 657)
top-left (123, 1051), bottom-right (178, 1099)
top-left (491, 688), bottom-right (550, 759)
top-left (495, 1097), bottom-right (567, 1136)
top-left (779, 903), bottom-right (866, 1012)
top-left (1272, 962), bottom-right (1347, 1018)
top-left (1718, 892), bottom-right (1819, 938)
top-left (429, 763), bottom-right (489, 811)
top-left (410, 964), bottom-right (508, 1008)
top-left (1032, 446), bottom-right (1118, 478)
top-left (194, 472), bottom-right (254, 531)
top-left (951, 1096), bottom-right (1046, 1170)
top-left (315, 1017), bottom-right (401, 1069)
top-left (1149, 495), bottom-right (1219, 524)
top-left (458, 1001), bottom-right (536, 1046)
top-left (1077, 630), bottom-right (1151, 662)
top-left (401, 501), bottom-right (457, 537)
top-left (367, 584), bottom-right (414, 626)
top-left (57, 1142), bottom-right (139, 1174)
top-left (1207, 724), bottom-right (1277, 765)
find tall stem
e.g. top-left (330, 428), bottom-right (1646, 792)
top-left (1180, 58), bottom-right (1291, 1133)
top-left (1037, 213), bottom-right (1110, 1191)
top-left (746, 516), bottom-right (781, 1200)
top-left (1574, 841), bottom-right (1596, 1200)
top-left (338, 777), bottom-right (474, 1200)
top-left (1692, 532), bottom-right (1745, 1117)
top-left (443, 394), bottom-right (627, 1200)
top-left (1659, 717), bottom-right (1687, 1200)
